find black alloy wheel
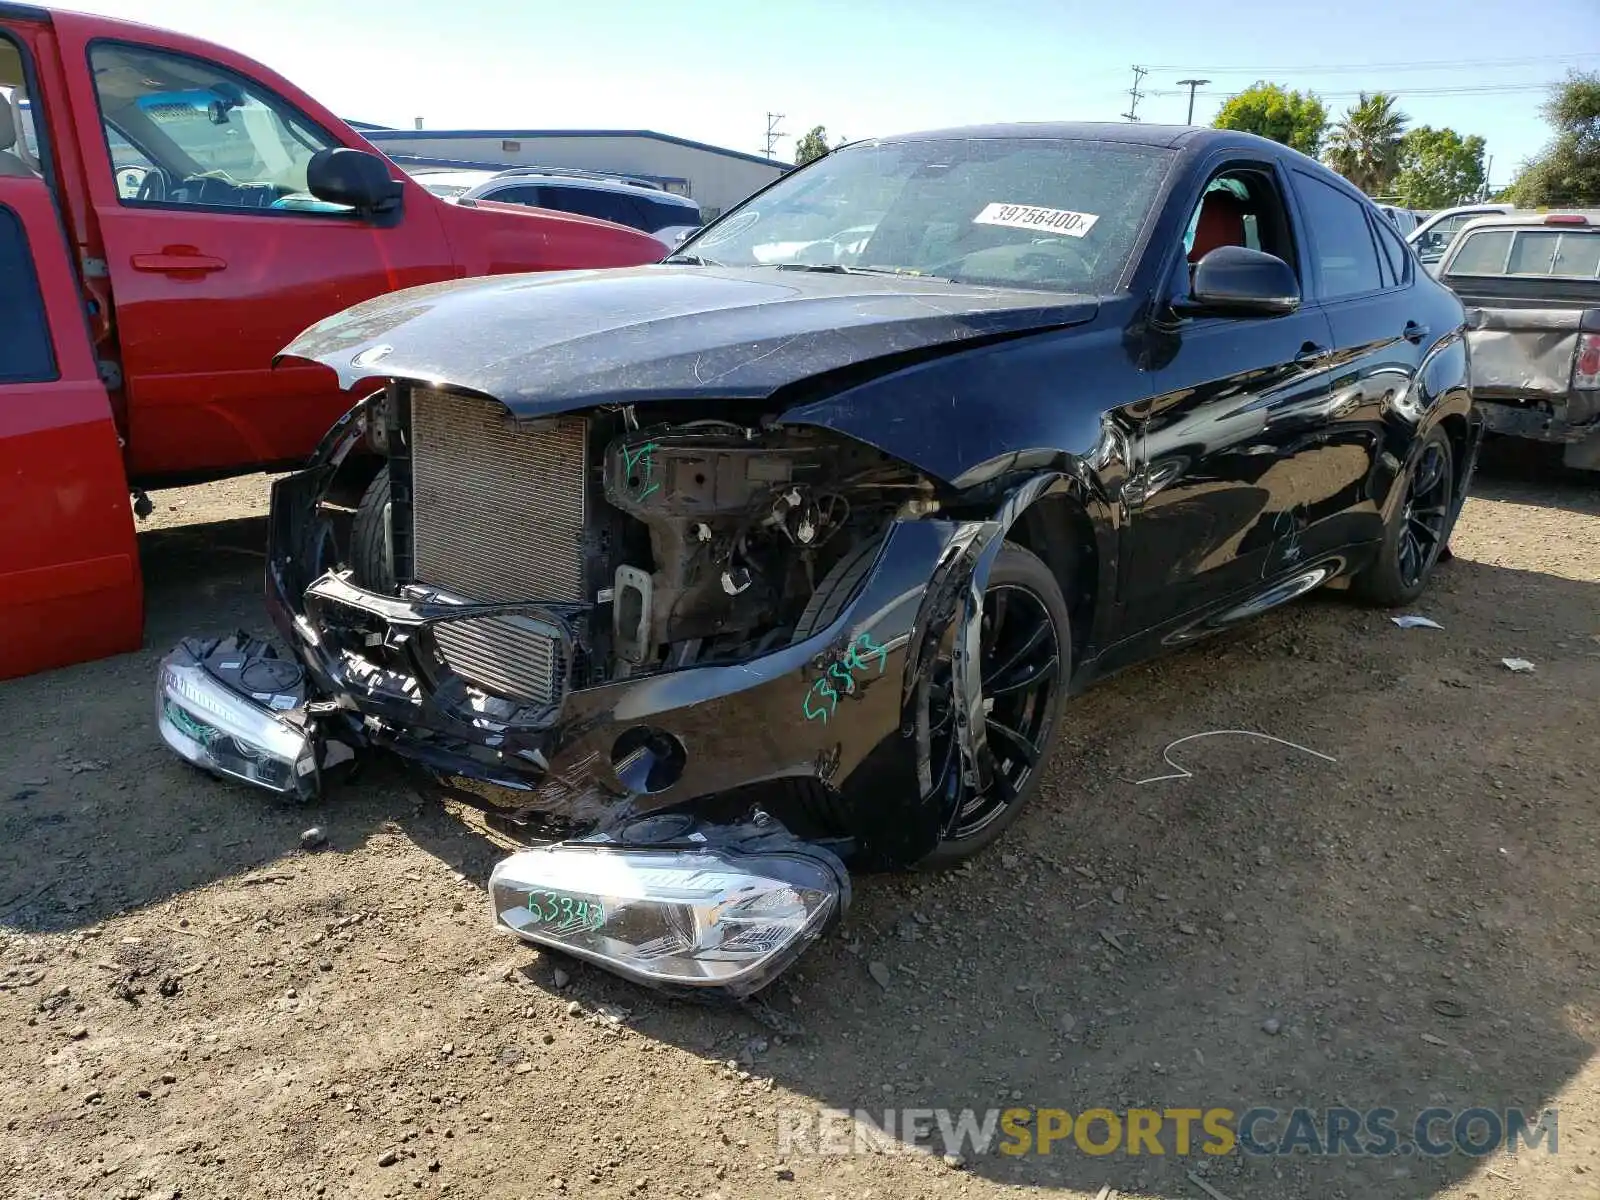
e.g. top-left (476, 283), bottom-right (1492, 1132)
top-left (1353, 425), bottom-right (1455, 607)
top-left (919, 542), bottom-right (1070, 866)
top-left (1397, 439), bottom-right (1451, 589)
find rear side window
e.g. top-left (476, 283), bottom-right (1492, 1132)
top-left (1449, 229), bottom-right (1513, 274)
top-left (642, 197), bottom-right (698, 232)
top-left (1293, 170), bottom-right (1384, 298)
top-left (0, 204), bottom-right (57, 383)
top-left (1372, 216), bottom-right (1412, 287)
top-left (1448, 228), bottom-right (1600, 278)
top-left (1508, 229), bottom-right (1600, 278)
top-left (538, 185), bottom-right (644, 230)
top-left (1553, 231), bottom-right (1600, 278)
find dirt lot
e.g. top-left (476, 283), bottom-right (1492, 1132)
top-left (2, 452), bottom-right (1597, 1200)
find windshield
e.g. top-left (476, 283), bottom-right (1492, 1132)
top-left (418, 179), bottom-right (474, 199)
top-left (678, 136), bottom-right (1174, 293)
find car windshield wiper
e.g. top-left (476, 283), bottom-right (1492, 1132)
top-left (772, 263), bottom-right (936, 277)
top-left (663, 253), bottom-right (722, 266)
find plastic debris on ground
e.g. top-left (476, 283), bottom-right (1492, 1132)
top-left (1391, 615), bottom-right (1444, 630)
top-left (1501, 657), bottom-right (1536, 672)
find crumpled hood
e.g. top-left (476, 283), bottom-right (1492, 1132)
top-left (278, 265), bottom-right (1098, 416)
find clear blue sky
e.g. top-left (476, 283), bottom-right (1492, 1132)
top-left (68, 0), bottom-right (1599, 185)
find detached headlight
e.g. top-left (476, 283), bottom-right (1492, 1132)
top-left (489, 830), bottom-right (849, 997)
top-left (157, 651), bottom-right (313, 794)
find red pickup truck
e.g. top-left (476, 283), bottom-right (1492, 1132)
top-left (0, 3), bottom-right (662, 681)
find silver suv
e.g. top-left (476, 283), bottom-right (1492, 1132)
top-left (413, 167), bottom-right (702, 251)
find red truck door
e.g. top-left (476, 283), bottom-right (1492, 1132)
top-left (0, 35), bottom-right (142, 679)
top-left (53, 21), bottom-right (456, 484)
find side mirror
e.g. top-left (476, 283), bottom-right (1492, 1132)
top-left (307, 148), bottom-right (403, 217)
top-left (1183, 245), bottom-right (1300, 317)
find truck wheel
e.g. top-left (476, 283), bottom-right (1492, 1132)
top-left (1352, 426), bottom-right (1454, 607)
top-left (351, 466), bottom-right (394, 592)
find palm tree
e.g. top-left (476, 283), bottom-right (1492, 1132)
top-left (1325, 93), bottom-right (1410, 196)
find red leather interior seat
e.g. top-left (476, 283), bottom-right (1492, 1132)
top-left (1188, 190), bottom-right (1248, 263)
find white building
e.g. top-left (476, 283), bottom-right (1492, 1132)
top-left (350, 126), bottom-right (787, 219)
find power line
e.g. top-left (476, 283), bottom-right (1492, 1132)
top-left (1143, 52), bottom-right (1600, 75)
top-left (1122, 65), bottom-right (1148, 122)
top-left (1152, 82), bottom-right (1558, 100)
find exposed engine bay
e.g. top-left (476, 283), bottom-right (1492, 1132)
top-left (599, 416), bottom-right (934, 669)
top-left (372, 385), bottom-right (939, 714)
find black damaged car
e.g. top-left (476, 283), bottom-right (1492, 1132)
top-left (159, 123), bottom-right (1481, 998)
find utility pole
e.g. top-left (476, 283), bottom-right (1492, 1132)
top-left (1482, 154), bottom-right (1494, 201)
top-left (762, 113), bottom-right (786, 160)
top-left (1121, 66), bottom-right (1148, 122)
top-left (1176, 78), bottom-right (1211, 125)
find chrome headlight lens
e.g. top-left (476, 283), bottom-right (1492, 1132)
top-left (157, 652), bottom-right (313, 794)
top-left (489, 833), bottom-right (847, 997)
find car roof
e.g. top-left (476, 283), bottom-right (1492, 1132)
top-left (1451, 209), bottom-right (1600, 230)
top-left (475, 173), bottom-right (699, 206)
top-left (880, 121), bottom-right (1215, 149)
top-left (410, 169), bottom-right (499, 186)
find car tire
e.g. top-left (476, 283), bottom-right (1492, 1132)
top-left (1352, 426), bottom-right (1455, 607)
top-left (916, 541), bottom-right (1071, 869)
top-left (351, 466), bottom-right (394, 592)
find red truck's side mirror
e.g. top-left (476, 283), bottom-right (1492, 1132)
top-left (307, 148), bottom-right (403, 222)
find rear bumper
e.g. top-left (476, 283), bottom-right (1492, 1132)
top-left (1475, 390), bottom-right (1600, 444)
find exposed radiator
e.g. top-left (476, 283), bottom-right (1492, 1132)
top-left (407, 389), bottom-right (588, 706)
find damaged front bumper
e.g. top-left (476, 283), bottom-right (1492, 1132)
top-left (157, 456), bottom-right (1015, 994)
top-left (247, 462), bottom-right (989, 866)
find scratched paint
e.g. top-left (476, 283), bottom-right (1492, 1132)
top-left (802, 632), bottom-right (888, 723)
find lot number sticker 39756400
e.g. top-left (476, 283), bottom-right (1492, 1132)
top-left (973, 203), bottom-right (1100, 237)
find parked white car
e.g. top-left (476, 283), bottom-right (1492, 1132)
top-left (408, 169), bottom-right (500, 200)
top-left (1408, 203), bottom-right (1514, 273)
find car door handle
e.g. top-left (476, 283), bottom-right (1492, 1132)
top-left (1403, 321), bottom-right (1430, 344)
top-left (1293, 341), bottom-right (1328, 367)
top-left (130, 250), bottom-right (228, 274)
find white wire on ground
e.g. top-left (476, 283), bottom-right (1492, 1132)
top-left (1133, 729), bottom-right (1338, 786)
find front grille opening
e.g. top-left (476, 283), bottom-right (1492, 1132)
top-left (403, 388), bottom-right (591, 708)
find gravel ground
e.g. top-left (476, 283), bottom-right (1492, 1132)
top-left (1, 447), bottom-right (1597, 1200)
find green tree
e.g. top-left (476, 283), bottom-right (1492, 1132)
top-left (1212, 82), bottom-right (1328, 156)
top-left (1393, 126), bottom-right (1487, 208)
top-left (1325, 92), bottom-right (1410, 196)
top-left (794, 125), bottom-right (832, 166)
top-left (1508, 71), bottom-right (1600, 207)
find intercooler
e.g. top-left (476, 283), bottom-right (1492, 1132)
top-left (407, 389), bottom-right (589, 707)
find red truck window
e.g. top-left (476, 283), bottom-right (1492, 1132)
top-left (1, 36), bottom-right (43, 181)
top-left (0, 203), bottom-right (56, 382)
top-left (88, 41), bottom-right (351, 214)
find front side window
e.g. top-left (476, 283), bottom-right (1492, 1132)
top-left (679, 137), bottom-right (1175, 294)
top-left (478, 184), bottom-right (541, 206)
top-left (89, 42), bottom-right (346, 212)
top-left (1293, 171), bottom-right (1383, 298)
